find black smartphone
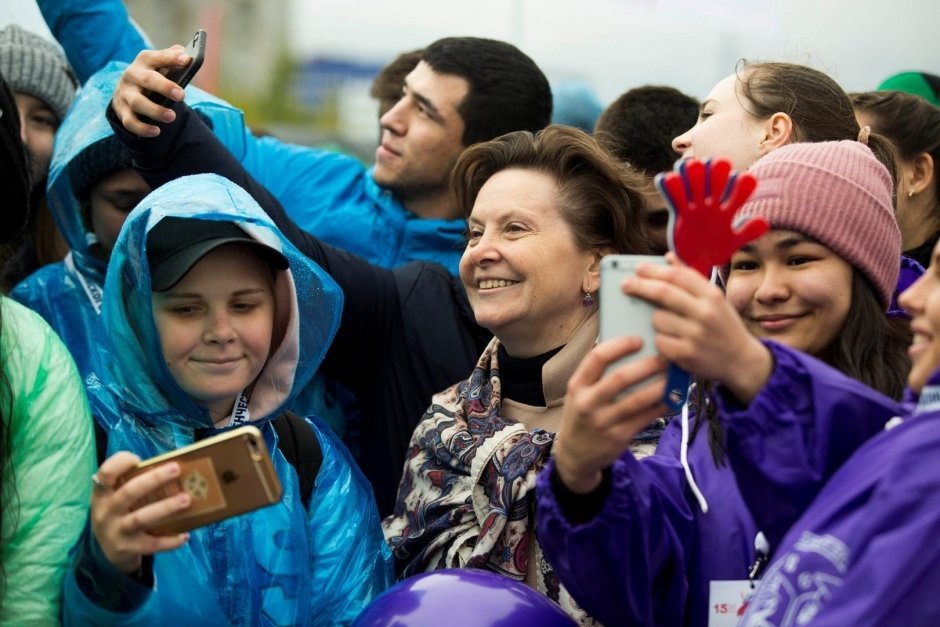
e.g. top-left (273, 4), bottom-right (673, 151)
top-left (146, 29), bottom-right (207, 107)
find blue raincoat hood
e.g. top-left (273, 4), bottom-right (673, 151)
top-left (92, 173), bottom-right (342, 449)
top-left (65, 173), bottom-right (392, 626)
top-left (47, 62), bottom-right (250, 280)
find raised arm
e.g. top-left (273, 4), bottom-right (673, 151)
top-left (535, 337), bottom-right (694, 626)
top-left (714, 342), bottom-right (902, 549)
top-left (106, 49), bottom-right (401, 391)
top-left (38, 0), bottom-right (149, 84)
top-left (624, 259), bottom-right (904, 550)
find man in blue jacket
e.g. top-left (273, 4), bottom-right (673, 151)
top-left (37, 0), bottom-right (553, 276)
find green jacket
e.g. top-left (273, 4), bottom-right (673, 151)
top-left (0, 296), bottom-right (95, 624)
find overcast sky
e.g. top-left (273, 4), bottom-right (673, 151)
top-left (7, 0), bottom-right (939, 103)
top-left (286, 0), bottom-right (940, 101)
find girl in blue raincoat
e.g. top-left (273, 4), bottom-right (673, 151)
top-left (62, 174), bottom-right (392, 625)
top-left (11, 63), bottom-right (267, 413)
top-left (12, 63), bottom-right (352, 438)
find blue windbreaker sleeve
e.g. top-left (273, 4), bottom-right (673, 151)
top-left (714, 341), bottom-right (903, 551)
top-left (38, 0), bottom-right (149, 84)
top-left (304, 418), bottom-right (393, 623)
top-left (536, 451), bottom-right (695, 627)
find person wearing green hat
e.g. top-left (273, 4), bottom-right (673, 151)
top-left (878, 71), bottom-right (940, 107)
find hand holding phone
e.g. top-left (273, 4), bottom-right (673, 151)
top-left (112, 32), bottom-right (207, 136)
top-left (145, 29), bottom-right (207, 107)
top-left (600, 254), bottom-right (690, 411)
top-left (116, 426), bottom-right (282, 535)
top-left (89, 427), bottom-right (281, 575)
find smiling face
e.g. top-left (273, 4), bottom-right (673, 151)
top-left (152, 244), bottom-right (276, 422)
top-left (900, 240), bottom-right (940, 393)
top-left (459, 168), bottom-right (600, 358)
top-left (373, 61), bottom-right (468, 213)
top-left (671, 73), bottom-right (770, 171)
top-left (87, 168), bottom-right (150, 258)
top-left (725, 229), bottom-right (854, 357)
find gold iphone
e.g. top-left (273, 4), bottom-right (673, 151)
top-left (119, 425), bottom-right (282, 535)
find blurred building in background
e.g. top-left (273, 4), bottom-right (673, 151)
top-left (126, 0), bottom-right (381, 160)
top-left (12, 0), bottom-right (933, 160)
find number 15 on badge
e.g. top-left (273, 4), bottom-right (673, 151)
top-left (708, 580), bottom-right (754, 627)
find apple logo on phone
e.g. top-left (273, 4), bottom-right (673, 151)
top-left (221, 470), bottom-right (239, 485)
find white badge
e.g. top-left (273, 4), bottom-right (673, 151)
top-left (708, 580), bottom-right (754, 627)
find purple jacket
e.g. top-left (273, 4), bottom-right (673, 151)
top-left (727, 360), bottom-right (940, 625)
top-left (536, 343), bottom-right (898, 627)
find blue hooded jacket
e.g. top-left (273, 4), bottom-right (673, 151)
top-left (37, 0), bottom-right (466, 276)
top-left (12, 63), bottom-right (351, 430)
top-left (11, 64), bottom-right (261, 407)
top-left (62, 174), bottom-right (392, 625)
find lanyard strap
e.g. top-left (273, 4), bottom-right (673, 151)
top-left (64, 253), bottom-right (104, 315)
top-left (230, 390), bottom-right (251, 426)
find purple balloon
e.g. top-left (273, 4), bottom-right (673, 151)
top-left (353, 569), bottom-right (577, 627)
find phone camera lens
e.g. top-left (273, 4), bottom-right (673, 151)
top-left (246, 439), bottom-right (263, 462)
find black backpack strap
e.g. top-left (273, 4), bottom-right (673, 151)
top-left (272, 411), bottom-right (323, 509)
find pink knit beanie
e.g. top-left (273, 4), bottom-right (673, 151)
top-left (726, 140), bottom-right (901, 308)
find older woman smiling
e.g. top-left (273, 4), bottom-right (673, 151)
top-left (383, 126), bottom-right (654, 624)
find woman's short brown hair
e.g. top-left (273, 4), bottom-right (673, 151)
top-left (451, 124), bottom-right (651, 255)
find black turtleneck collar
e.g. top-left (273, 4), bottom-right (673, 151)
top-left (497, 344), bottom-right (564, 406)
top-left (905, 231), bottom-right (940, 271)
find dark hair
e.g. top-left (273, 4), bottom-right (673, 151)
top-left (851, 90), bottom-right (940, 213)
top-left (697, 269), bottom-right (911, 465)
top-left (451, 124), bottom-right (651, 256)
top-left (0, 72), bottom-right (27, 601)
top-left (421, 37), bottom-right (552, 147)
top-left (594, 85), bottom-right (699, 176)
top-left (735, 60), bottom-right (902, 198)
top-left (370, 49), bottom-right (423, 117)
top-left (0, 76), bottom-right (29, 239)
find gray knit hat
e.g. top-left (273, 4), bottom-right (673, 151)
top-left (0, 24), bottom-right (77, 123)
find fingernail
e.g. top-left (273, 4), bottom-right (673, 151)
top-left (163, 463), bottom-right (180, 477)
top-left (177, 54), bottom-right (189, 63)
top-left (177, 493), bottom-right (190, 505)
top-left (163, 109), bottom-right (175, 122)
top-left (171, 88), bottom-right (184, 100)
top-left (146, 126), bottom-right (160, 137)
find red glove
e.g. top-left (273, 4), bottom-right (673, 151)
top-left (655, 158), bottom-right (769, 276)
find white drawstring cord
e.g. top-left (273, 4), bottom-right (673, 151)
top-left (679, 265), bottom-right (721, 515)
top-left (680, 399), bottom-right (709, 514)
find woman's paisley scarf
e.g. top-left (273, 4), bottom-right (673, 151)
top-left (383, 336), bottom-right (663, 624)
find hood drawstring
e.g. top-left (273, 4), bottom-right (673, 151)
top-left (680, 396), bottom-right (709, 514)
top-left (678, 264), bottom-right (722, 515)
